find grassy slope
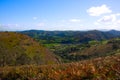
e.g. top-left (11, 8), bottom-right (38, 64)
top-left (0, 53), bottom-right (120, 80)
top-left (0, 32), bottom-right (59, 66)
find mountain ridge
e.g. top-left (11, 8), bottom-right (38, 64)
top-left (20, 29), bottom-right (120, 44)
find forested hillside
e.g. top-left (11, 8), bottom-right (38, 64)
top-left (43, 38), bottom-right (120, 62)
top-left (0, 32), bottom-right (59, 66)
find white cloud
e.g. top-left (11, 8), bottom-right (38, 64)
top-left (0, 24), bottom-right (19, 28)
top-left (94, 13), bottom-right (120, 30)
top-left (33, 17), bottom-right (38, 20)
top-left (69, 19), bottom-right (81, 23)
top-left (97, 14), bottom-right (120, 24)
top-left (0, 22), bottom-right (47, 31)
top-left (4, 24), bottom-right (19, 27)
top-left (0, 24), bottom-right (21, 31)
top-left (87, 4), bottom-right (112, 16)
top-left (36, 22), bottom-right (45, 27)
top-left (98, 15), bottom-right (116, 24)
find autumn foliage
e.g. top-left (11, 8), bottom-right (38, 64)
top-left (0, 54), bottom-right (120, 80)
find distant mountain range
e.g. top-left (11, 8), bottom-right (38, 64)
top-left (20, 29), bottom-right (120, 44)
top-left (107, 30), bottom-right (120, 36)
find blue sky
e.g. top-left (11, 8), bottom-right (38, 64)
top-left (0, 0), bottom-right (120, 31)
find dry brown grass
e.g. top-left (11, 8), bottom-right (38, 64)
top-left (0, 54), bottom-right (120, 80)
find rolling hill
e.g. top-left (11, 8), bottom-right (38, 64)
top-left (48, 38), bottom-right (120, 62)
top-left (0, 32), bottom-right (59, 66)
top-left (69, 38), bottom-right (120, 61)
top-left (20, 30), bottom-right (120, 44)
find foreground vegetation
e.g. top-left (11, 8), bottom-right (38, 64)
top-left (0, 54), bottom-right (120, 80)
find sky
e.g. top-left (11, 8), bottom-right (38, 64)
top-left (0, 0), bottom-right (120, 31)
